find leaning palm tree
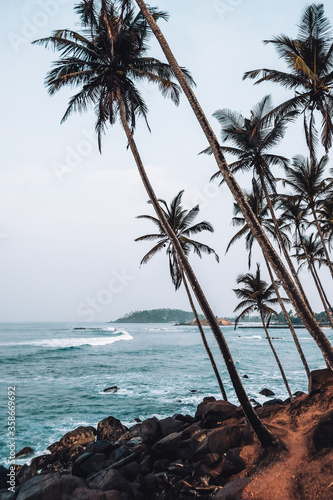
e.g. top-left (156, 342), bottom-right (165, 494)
top-left (318, 198), bottom-right (333, 250)
top-left (228, 189), bottom-right (311, 379)
top-left (134, 0), bottom-right (333, 379)
top-left (244, 3), bottom-right (333, 157)
top-left (36, 0), bottom-right (277, 449)
top-left (294, 233), bottom-right (333, 327)
top-left (205, 96), bottom-right (311, 311)
top-left (233, 264), bottom-right (293, 400)
top-left (282, 154), bottom-right (333, 278)
top-left (135, 190), bottom-right (227, 400)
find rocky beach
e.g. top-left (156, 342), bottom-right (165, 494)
top-left (1, 368), bottom-right (332, 500)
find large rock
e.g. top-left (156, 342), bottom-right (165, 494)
top-left (48, 426), bottom-right (97, 453)
top-left (70, 489), bottom-right (129, 500)
top-left (15, 473), bottom-right (86, 500)
top-left (195, 425), bottom-right (250, 459)
top-left (72, 452), bottom-right (110, 478)
top-left (15, 447), bottom-right (34, 458)
top-left (309, 368), bottom-right (333, 394)
top-left (195, 400), bottom-right (239, 427)
top-left (0, 466), bottom-right (9, 490)
top-left (159, 417), bottom-right (184, 437)
top-left (313, 409), bottom-right (333, 451)
top-left (259, 388), bottom-right (275, 397)
top-left (97, 417), bottom-right (128, 444)
top-left (85, 440), bottom-right (115, 456)
top-left (88, 468), bottom-right (132, 495)
top-left (221, 447), bottom-right (246, 477)
top-left (140, 417), bottom-right (161, 445)
top-left (152, 431), bottom-right (183, 458)
top-left (213, 477), bottom-right (251, 499)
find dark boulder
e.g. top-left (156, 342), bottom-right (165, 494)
top-left (15, 465), bottom-right (36, 485)
top-left (213, 476), bottom-right (251, 499)
top-left (259, 388), bottom-right (275, 397)
top-left (70, 488), bottom-right (129, 500)
top-left (140, 417), bottom-right (161, 445)
top-left (221, 447), bottom-right (246, 478)
top-left (30, 454), bottom-right (57, 472)
top-left (72, 452), bottom-right (109, 478)
top-left (263, 398), bottom-right (284, 407)
top-left (15, 447), bottom-right (34, 458)
top-left (117, 460), bottom-right (140, 482)
top-left (85, 440), bottom-right (114, 456)
top-left (48, 426), bottom-right (96, 453)
top-left (159, 417), bottom-right (184, 438)
top-left (15, 472), bottom-right (86, 500)
top-left (309, 368), bottom-right (333, 394)
top-left (97, 417), bottom-right (128, 443)
top-left (152, 431), bottom-right (183, 458)
top-left (153, 458), bottom-right (171, 473)
top-left (195, 400), bottom-right (239, 427)
top-left (88, 468), bottom-right (132, 495)
top-left (313, 409), bottom-right (333, 451)
top-left (103, 386), bottom-right (118, 393)
top-left (195, 425), bottom-right (250, 459)
top-left (0, 465), bottom-right (9, 490)
top-left (172, 414), bottom-right (195, 425)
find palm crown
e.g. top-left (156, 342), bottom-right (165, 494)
top-left (135, 190), bottom-right (219, 289)
top-left (33, 0), bottom-right (194, 150)
top-left (244, 4), bottom-right (333, 155)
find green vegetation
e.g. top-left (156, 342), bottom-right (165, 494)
top-left (114, 309), bottom-right (204, 323)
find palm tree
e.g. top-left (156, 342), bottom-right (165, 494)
top-left (244, 4), bottom-right (333, 157)
top-left (206, 96), bottom-right (312, 311)
top-left (228, 190), bottom-right (311, 379)
top-left (36, 0), bottom-right (279, 449)
top-left (294, 233), bottom-right (333, 327)
top-left (318, 198), bottom-right (333, 250)
top-left (133, 1), bottom-right (333, 375)
top-left (282, 155), bottom-right (333, 278)
top-left (135, 190), bottom-right (227, 400)
top-left (233, 264), bottom-right (293, 400)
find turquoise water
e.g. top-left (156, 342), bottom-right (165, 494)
top-left (0, 322), bottom-right (331, 466)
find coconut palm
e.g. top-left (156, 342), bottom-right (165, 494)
top-left (294, 233), bottom-right (333, 327)
top-left (282, 154), bottom-right (333, 278)
top-left (244, 4), bottom-right (333, 157)
top-left (206, 96), bottom-right (311, 310)
top-left (228, 190), bottom-right (311, 379)
top-left (233, 264), bottom-right (293, 399)
top-left (135, 190), bottom-right (227, 399)
top-left (135, 0), bottom-right (333, 445)
top-left (318, 198), bottom-right (333, 250)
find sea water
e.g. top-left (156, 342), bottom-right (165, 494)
top-left (0, 322), bottom-right (332, 466)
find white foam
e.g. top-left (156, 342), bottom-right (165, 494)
top-left (1, 332), bottom-right (133, 348)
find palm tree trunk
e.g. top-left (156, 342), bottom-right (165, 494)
top-left (134, 0), bottom-right (333, 370)
top-left (298, 229), bottom-right (333, 329)
top-left (312, 265), bottom-right (333, 315)
top-left (118, 94), bottom-right (278, 448)
top-left (264, 258), bottom-right (310, 380)
top-left (180, 266), bottom-right (228, 400)
top-left (259, 310), bottom-right (294, 401)
top-left (259, 172), bottom-right (313, 314)
top-left (311, 206), bottom-right (333, 279)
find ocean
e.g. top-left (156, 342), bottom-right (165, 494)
top-left (0, 321), bottom-right (331, 467)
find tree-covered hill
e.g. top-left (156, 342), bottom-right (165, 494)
top-left (113, 309), bottom-right (204, 323)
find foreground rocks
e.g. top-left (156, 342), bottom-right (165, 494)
top-left (2, 369), bottom-right (333, 499)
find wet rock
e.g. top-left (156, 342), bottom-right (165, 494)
top-left (213, 476), bottom-right (251, 499)
top-left (243, 374), bottom-right (249, 379)
top-left (142, 473), bottom-right (163, 494)
top-left (0, 465), bottom-right (9, 490)
top-left (152, 431), bottom-right (183, 458)
top-left (15, 465), bottom-right (36, 485)
top-left (195, 425), bottom-right (249, 459)
top-left (30, 454), bottom-right (57, 472)
top-left (72, 452), bottom-right (109, 478)
top-left (153, 458), bottom-right (171, 473)
top-left (159, 417), bottom-right (184, 437)
top-left (195, 400), bottom-right (239, 427)
top-left (313, 409), bottom-right (333, 451)
top-left (70, 488), bottom-right (129, 500)
top-left (48, 426), bottom-right (97, 453)
top-left (134, 418), bottom-right (141, 423)
top-left (85, 440), bottom-right (114, 456)
top-left (97, 417), bottom-right (128, 444)
top-left (103, 386), bottom-right (118, 393)
top-left (140, 417), bottom-right (161, 445)
top-left (15, 472), bottom-right (86, 500)
top-left (259, 388), bottom-right (275, 397)
top-left (88, 468), bottom-right (132, 495)
top-left (263, 398), bottom-right (284, 406)
top-left (172, 414), bottom-right (195, 425)
top-left (117, 460), bottom-right (140, 482)
top-left (15, 447), bottom-right (34, 458)
top-left (309, 368), bottom-right (333, 394)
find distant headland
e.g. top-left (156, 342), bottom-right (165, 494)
top-left (112, 309), bottom-right (233, 324)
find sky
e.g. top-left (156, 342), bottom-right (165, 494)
top-left (0, 0), bottom-right (332, 322)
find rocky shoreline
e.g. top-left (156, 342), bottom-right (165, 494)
top-left (1, 369), bottom-right (333, 499)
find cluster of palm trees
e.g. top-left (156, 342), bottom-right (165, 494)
top-left (35, 0), bottom-right (333, 449)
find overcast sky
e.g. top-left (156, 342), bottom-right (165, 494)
top-left (0, 0), bottom-right (332, 322)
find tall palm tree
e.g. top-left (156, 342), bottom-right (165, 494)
top-left (228, 190), bottom-right (311, 379)
top-left (294, 233), bottom-right (333, 327)
top-left (282, 154), bottom-right (333, 278)
top-left (233, 264), bottom-right (293, 400)
top-left (206, 96), bottom-right (312, 311)
top-left (36, 0), bottom-right (278, 449)
top-left (318, 198), bottom-right (333, 250)
top-left (135, 190), bottom-right (227, 400)
top-left (244, 4), bottom-right (333, 157)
